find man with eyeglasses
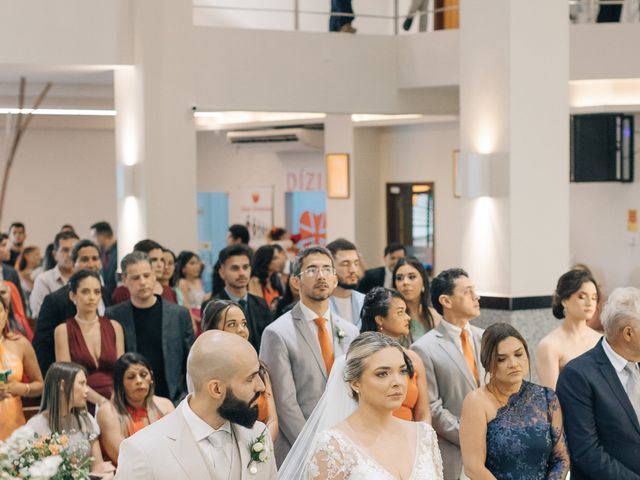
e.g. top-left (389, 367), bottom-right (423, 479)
top-left (411, 268), bottom-right (484, 480)
top-left (110, 239), bottom-right (177, 305)
top-left (259, 245), bottom-right (359, 466)
top-left (327, 238), bottom-right (365, 329)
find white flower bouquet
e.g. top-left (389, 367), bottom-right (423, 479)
top-left (0, 428), bottom-right (91, 480)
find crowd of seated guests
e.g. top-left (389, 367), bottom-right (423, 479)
top-left (0, 219), bottom-right (638, 480)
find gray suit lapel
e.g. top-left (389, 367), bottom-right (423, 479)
top-left (168, 419), bottom-right (213, 479)
top-left (291, 303), bottom-right (328, 379)
top-left (435, 322), bottom-right (477, 390)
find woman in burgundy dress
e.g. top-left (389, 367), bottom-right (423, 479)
top-left (54, 270), bottom-right (124, 412)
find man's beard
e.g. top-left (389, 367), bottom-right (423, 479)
top-left (337, 279), bottom-right (358, 290)
top-left (217, 388), bottom-right (260, 428)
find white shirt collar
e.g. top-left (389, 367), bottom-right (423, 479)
top-left (440, 318), bottom-right (471, 338)
top-left (299, 299), bottom-right (331, 324)
top-left (181, 395), bottom-right (231, 442)
top-left (602, 338), bottom-right (629, 374)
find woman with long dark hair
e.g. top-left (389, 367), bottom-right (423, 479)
top-left (175, 251), bottom-right (208, 335)
top-left (54, 270), bottom-right (124, 412)
top-left (393, 257), bottom-right (440, 345)
top-left (249, 245), bottom-right (285, 310)
top-left (97, 353), bottom-right (174, 464)
top-left (26, 362), bottom-right (115, 477)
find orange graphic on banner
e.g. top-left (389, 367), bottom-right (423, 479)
top-left (298, 211), bottom-right (327, 248)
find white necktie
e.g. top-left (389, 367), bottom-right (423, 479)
top-left (624, 362), bottom-right (640, 422)
top-left (207, 430), bottom-right (230, 472)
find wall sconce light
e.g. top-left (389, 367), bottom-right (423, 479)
top-left (454, 151), bottom-right (492, 198)
top-left (116, 163), bottom-right (142, 199)
top-left (326, 153), bottom-right (350, 199)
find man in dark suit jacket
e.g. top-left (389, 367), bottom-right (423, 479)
top-left (32, 239), bottom-right (110, 375)
top-left (357, 243), bottom-right (405, 294)
top-left (208, 244), bottom-right (272, 351)
top-left (0, 233), bottom-right (24, 300)
top-left (556, 287), bottom-right (640, 480)
top-left (106, 251), bottom-right (194, 405)
top-left (90, 221), bottom-right (118, 302)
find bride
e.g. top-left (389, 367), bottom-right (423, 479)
top-left (279, 332), bottom-right (443, 480)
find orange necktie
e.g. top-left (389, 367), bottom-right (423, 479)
top-left (460, 329), bottom-right (479, 385)
top-left (314, 317), bottom-right (334, 375)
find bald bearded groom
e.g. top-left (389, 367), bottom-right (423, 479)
top-left (115, 331), bottom-right (277, 479)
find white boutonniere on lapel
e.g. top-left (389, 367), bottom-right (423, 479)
top-left (247, 427), bottom-right (271, 475)
top-left (335, 327), bottom-right (346, 341)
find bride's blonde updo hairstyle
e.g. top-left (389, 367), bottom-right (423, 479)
top-left (343, 331), bottom-right (413, 401)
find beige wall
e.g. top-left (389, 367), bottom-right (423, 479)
top-left (0, 127), bottom-right (116, 248)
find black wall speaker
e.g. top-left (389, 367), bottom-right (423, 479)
top-left (571, 113), bottom-right (634, 182)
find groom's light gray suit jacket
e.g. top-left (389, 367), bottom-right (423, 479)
top-left (259, 302), bottom-right (359, 465)
top-left (411, 320), bottom-right (485, 480)
top-left (114, 402), bottom-right (277, 480)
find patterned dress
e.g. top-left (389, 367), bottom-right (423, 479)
top-left (485, 381), bottom-right (569, 480)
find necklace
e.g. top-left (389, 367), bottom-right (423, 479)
top-left (74, 315), bottom-right (99, 326)
top-left (486, 382), bottom-right (515, 408)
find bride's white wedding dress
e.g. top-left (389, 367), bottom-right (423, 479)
top-left (305, 422), bottom-right (443, 480)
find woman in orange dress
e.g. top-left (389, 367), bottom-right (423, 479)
top-left (96, 353), bottom-right (174, 464)
top-left (360, 286), bottom-right (431, 422)
top-left (201, 299), bottom-right (279, 440)
top-left (249, 245), bottom-right (285, 311)
top-left (0, 293), bottom-right (43, 440)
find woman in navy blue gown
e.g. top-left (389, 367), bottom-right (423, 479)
top-left (459, 323), bottom-right (569, 480)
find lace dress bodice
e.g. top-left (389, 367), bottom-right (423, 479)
top-left (485, 381), bottom-right (569, 480)
top-left (306, 422), bottom-right (443, 480)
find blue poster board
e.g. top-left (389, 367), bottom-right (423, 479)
top-left (197, 192), bottom-right (229, 293)
top-left (285, 191), bottom-right (327, 249)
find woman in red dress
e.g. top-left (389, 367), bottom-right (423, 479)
top-left (54, 270), bottom-right (124, 412)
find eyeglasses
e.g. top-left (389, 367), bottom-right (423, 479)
top-left (298, 266), bottom-right (335, 278)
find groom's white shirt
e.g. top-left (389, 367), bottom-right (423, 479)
top-left (181, 397), bottom-right (232, 472)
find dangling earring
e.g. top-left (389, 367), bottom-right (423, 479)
top-left (562, 304), bottom-right (566, 316)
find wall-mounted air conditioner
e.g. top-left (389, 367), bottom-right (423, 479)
top-left (226, 128), bottom-right (323, 151)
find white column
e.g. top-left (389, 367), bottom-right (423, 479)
top-left (324, 115), bottom-right (356, 243)
top-left (459, 0), bottom-right (570, 297)
top-left (114, 0), bottom-right (197, 260)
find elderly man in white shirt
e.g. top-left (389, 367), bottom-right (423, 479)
top-left (29, 231), bottom-right (78, 318)
top-left (557, 287), bottom-right (640, 479)
top-left (116, 330), bottom-right (277, 480)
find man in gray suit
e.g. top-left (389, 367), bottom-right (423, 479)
top-left (116, 330), bottom-right (277, 479)
top-left (327, 238), bottom-right (365, 328)
top-left (107, 251), bottom-right (194, 405)
top-left (259, 245), bottom-right (360, 465)
top-left (412, 268), bottom-right (484, 480)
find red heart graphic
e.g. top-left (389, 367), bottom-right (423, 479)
top-left (252, 193), bottom-right (260, 203)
